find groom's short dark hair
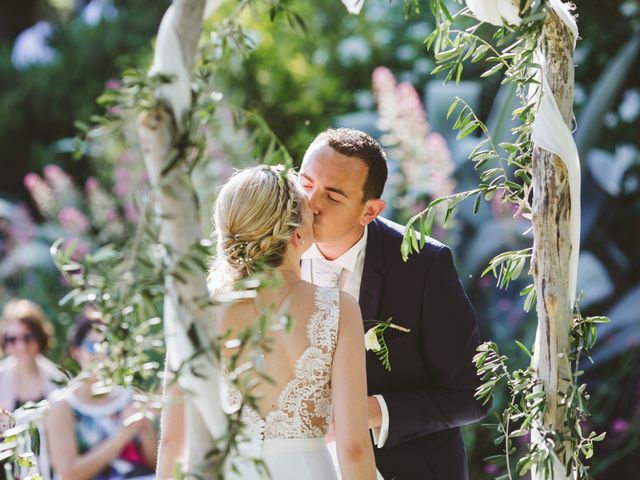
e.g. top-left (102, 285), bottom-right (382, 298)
top-left (310, 128), bottom-right (388, 201)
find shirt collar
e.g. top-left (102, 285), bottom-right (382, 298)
top-left (302, 228), bottom-right (368, 273)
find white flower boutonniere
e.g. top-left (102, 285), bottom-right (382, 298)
top-left (364, 319), bottom-right (411, 371)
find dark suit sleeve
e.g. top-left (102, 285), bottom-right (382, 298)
top-left (381, 245), bottom-right (490, 449)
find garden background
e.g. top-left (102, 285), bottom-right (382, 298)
top-left (0, 0), bottom-right (638, 478)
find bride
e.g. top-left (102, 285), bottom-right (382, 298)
top-left (156, 165), bottom-right (376, 480)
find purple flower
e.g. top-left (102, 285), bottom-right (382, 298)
top-left (611, 418), bottom-right (629, 434)
top-left (484, 463), bottom-right (499, 474)
top-left (497, 298), bottom-right (512, 311)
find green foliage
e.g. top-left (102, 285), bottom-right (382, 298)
top-left (474, 308), bottom-right (608, 480)
top-left (0, 1), bottom-right (168, 196)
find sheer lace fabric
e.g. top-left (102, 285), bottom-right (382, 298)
top-left (223, 286), bottom-right (340, 442)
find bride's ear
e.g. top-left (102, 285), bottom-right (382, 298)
top-left (291, 229), bottom-right (305, 248)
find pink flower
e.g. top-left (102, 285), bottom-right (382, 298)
top-left (373, 66), bottom-right (455, 203)
top-left (61, 237), bottom-right (90, 262)
top-left (44, 164), bottom-right (82, 209)
top-left (123, 204), bottom-right (138, 222)
top-left (107, 106), bottom-right (123, 116)
top-left (85, 177), bottom-right (99, 193)
top-left (113, 167), bottom-right (130, 196)
top-left (104, 78), bottom-right (122, 90)
top-left (24, 172), bottom-right (57, 218)
top-left (59, 207), bottom-right (90, 234)
top-left (43, 164), bottom-right (64, 179)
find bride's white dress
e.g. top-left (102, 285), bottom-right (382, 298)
top-left (223, 286), bottom-right (341, 479)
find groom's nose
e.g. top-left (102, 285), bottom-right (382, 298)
top-left (307, 190), bottom-right (321, 215)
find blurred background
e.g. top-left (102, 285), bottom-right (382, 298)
top-left (0, 0), bottom-right (638, 478)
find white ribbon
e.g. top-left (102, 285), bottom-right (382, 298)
top-left (465, 0), bottom-right (522, 26)
top-left (531, 0), bottom-right (580, 307)
top-left (340, 0), bottom-right (364, 15)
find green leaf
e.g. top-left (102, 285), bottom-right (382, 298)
top-left (473, 194), bottom-right (482, 214)
top-left (456, 121), bottom-right (479, 140)
top-left (447, 98), bottom-right (460, 119)
top-left (481, 62), bottom-right (504, 78)
top-left (515, 340), bottom-right (532, 358)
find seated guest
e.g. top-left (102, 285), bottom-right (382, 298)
top-left (0, 299), bottom-right (62, 411)
top-left (46, 317), bottom-right (157, 480)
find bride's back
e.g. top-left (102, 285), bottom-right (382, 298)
top-left (217, 281), bottom-right (337, 431)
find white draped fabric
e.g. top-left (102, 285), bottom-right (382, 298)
top-left (465, 0), bottom-right (522, 26)
top-left (340, 0), bottom-right (364, 15)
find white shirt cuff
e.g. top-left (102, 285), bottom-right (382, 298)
top-left (370, 394), bottom-right (389, 448)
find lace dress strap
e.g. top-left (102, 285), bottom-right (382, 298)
top-left (306, 286), bottom-right (340, 353)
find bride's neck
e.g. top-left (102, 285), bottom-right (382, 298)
top-left (278, 251), bottom-right (302, 282)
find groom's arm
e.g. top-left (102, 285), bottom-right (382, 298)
top-left (379, 245), bottom-right (490, 450)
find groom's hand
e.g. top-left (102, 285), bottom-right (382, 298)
top-left (367, 396), bottom-right (382, 429)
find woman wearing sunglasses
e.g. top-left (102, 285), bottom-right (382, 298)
top-left (45, 317), bottom-right (157, 480)
top-left (0, 299), bottom-right (62, 412)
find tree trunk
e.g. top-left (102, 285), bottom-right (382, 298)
top-left (137, 0), bottom-right (227, 475)
top-left (530, 8), bottom-right (576, 480)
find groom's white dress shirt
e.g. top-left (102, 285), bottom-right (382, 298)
top-left (301, 228), bottom-right (390, 448)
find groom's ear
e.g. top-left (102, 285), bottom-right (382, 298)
top-left (359, 198), bottom-right (385, 226)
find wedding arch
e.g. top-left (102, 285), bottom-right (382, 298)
top-left (17, 1), bottom-right (602, 479)
top-left (132, 0), bottom-right (604, 478)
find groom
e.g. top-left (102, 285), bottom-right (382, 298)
top-left (299, 128), bottom-right (489, 479)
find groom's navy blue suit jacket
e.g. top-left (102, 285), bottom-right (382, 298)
top-left (359, 217), bottom-right (489, 480)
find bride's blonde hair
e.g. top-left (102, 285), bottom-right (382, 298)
top-left (208, 165), bottom-right (304, 292)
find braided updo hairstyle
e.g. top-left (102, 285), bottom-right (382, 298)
top-left (208, 165), bottom-right (305, 292)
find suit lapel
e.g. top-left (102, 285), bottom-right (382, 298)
top-left (359, 219), bottom-right (384, 322)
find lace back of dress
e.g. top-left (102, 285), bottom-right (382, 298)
top-left (223, 286), bottom-right (340, 441)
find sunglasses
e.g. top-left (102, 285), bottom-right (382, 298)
top-left (81, 339), bottom-right (104, 354)
top-left (3, 334), bottom-right (36, 347)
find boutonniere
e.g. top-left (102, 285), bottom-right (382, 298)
top-left (364, 319), bottom-right (410, 371)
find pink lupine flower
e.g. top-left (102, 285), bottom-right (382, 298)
top-left (372, 67), bottom-right (455, 203)
top-left (59, 207), bottom-right (90, 234)
top-left (44, 164), bottom-right (82, 209)
top-left (85, 177), bottom-right (126, 240)
top-left (24, 172), bottom-right (58, 219)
